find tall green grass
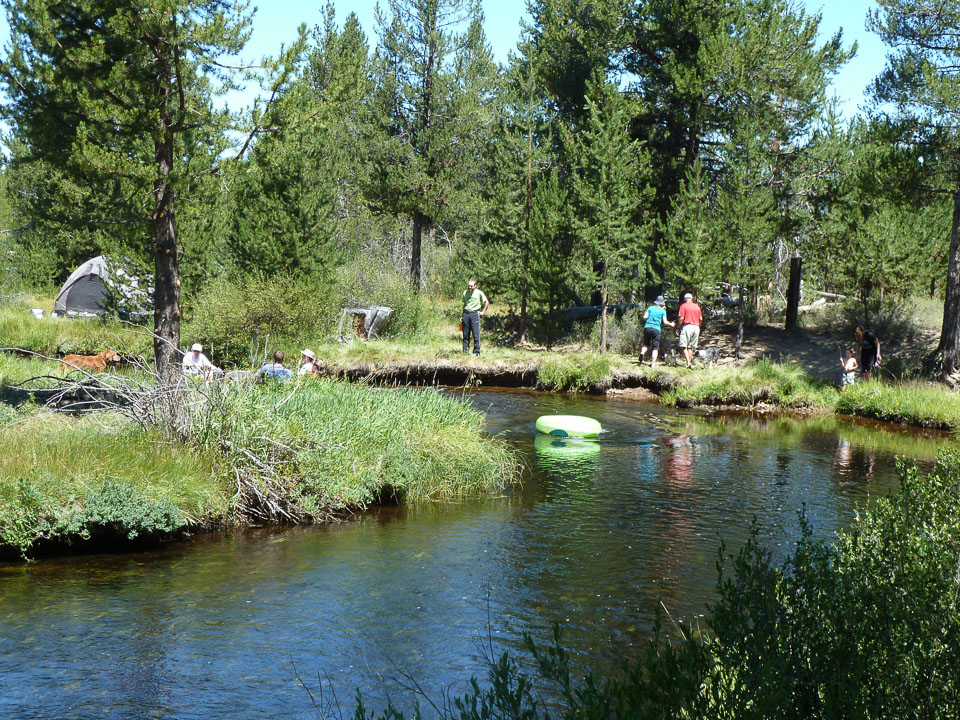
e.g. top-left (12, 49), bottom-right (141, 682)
top-left (836, 380), bottom-right (960, 433)
top-left (658, 359), bottom-right (838, 409)
top-left (0, 413), bottom-right (224, 556)
top-left (0, 378), bottom-right (518, 557)
top-left (0, 303), bottom-right (149, 357)
top-left (537, 354), bottom-right (613, 392)
top-left (193, 381), bottom-right (517, 513)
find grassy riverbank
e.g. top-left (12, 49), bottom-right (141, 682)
top-left (5, 301), bottom-right (960, 435)
top-left (0, 380), bottom-right (517, 558)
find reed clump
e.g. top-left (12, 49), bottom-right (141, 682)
top-left (537, 354), bottom-right (613, 392)
top-left (193, 381), bottom-right (517, 521)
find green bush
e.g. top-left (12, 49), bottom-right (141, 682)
top-left (184, 261), bottom-right (432, 367)
top-left (332, 259), bottom-right (430, 338)
top-left (588, 307), bottom-right (645, 354)
top-left (184, 273), bottom-right (334, 366)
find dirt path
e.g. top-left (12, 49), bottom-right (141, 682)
top-left (701, 322), bottom-right (939, 380)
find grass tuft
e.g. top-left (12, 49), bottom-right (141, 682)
top-left (537, 354), bottom-right (612, 392)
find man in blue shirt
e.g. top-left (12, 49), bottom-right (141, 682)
top-left (639, 295), bottom-right (675, 366)
top-left (256, 350), bottom-right (294, 381)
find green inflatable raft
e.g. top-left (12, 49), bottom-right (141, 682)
top-left (535, 414), bottom-right (602, 438)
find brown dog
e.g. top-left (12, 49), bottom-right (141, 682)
top-left (59, 349), bottom-right (122, 374)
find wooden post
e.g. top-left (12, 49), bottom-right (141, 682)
top-left (785, 256), bottom-right (802, 332)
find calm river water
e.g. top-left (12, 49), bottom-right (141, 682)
top-left (0, 390), bottom-right (951, 719)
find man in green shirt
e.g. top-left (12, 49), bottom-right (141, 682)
top-left (461, 278), bottom-right (489, 356)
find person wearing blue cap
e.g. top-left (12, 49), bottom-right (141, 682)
top-left (639, 295), bottom-right (674, 366)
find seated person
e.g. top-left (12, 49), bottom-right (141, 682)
top-left (182, 343), bottom-right (222, 379)
top-left (298, 349), bottom-right (323, 377)
top-left (256, 350), bottom-right (294, 382)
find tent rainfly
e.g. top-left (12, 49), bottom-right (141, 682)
top-left (54, 255), bottom-right (153, 318)
top-left (55, 256), bottom-right (109, 316)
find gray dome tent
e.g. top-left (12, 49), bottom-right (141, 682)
top-left (54, 255), bottom-right (153, 318)
top-left (55, 256), bottom-right (110, 315)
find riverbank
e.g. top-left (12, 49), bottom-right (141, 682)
top-left (318, 350), bottom-right (960, 434)
top-left (4, 302), bottom-right (960, 435)
top-left (0, 380), bottom-right (518, 559)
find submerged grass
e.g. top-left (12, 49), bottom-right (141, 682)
top-left (836, 380), bottom-right (960, 433)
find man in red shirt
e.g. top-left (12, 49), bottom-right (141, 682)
top-left (676, 293), bottom-right (703, 369)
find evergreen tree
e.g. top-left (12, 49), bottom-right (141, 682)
top-left (0, 0), bottom-right (253, 378)
top-left (868, 0), bottom-right (960, 377)
top-left (470, 34), bottom-right (558, 341)
top-left (529, 0), bottom-right (851, 295)
top-left (568, 75), bottom-right (654, 352)
top-left (226, 8), bottom-right (375, 277)
top-left (371, 0), bottom-right (496, 289)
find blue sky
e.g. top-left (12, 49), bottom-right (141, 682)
top-left (0, 0), bottom-right (887, 119)
top-left (233, 0), bottom-right (886, 119)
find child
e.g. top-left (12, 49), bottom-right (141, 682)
top-left (840, 348), bottom-right (858, 388)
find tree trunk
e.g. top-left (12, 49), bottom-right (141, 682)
top-left (517, 119), bottom-right (533, 343)
top-left (411, 210), bottom-right (424, 290)
top-left (152, 133), bottom-right (180, 383)
top-left (932, 185), bottom-right (960, 377)
top-left (785, 256), bottom-right (802, 332)
top-left (599, 261), bottom-right (608, 353)
top-left (735, 285), bottom-right (745, 359)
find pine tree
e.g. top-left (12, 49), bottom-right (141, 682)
top-left (868, 0), bottom-right (960, 377)
top-left (371, 0), bottom-right (496, 289)
top-left (0, 0), bottom-right (253, 379)
top-left (226, 8), bottom-right (375, 277)
top-left (568, 74), bottom-right (654, 352)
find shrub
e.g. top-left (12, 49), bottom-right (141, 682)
top-left (332, 259), bottom-right (430, 338)
top-left (185, 273), bottom-right (334, 366)
top-left (588, 307), bottom-right (645, 354)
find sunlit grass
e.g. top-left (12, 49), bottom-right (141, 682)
top-left (836, 380), bottom-right (960, 433)
top-left (0, 303), bottom-right (150, 357)
top-left (193, 381), bottom-right (518, 510)
top-left (0, 413), bottom-right (225, 556)
top-left (656, 359), bottom-right (838, 409)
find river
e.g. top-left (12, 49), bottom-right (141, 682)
top-left (0, 389), bottom-right (950, 719)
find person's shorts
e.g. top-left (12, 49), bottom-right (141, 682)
top-left (679, 324), bottom-right (700, 350)
top-left (861, 349), bottom-right (878, 373)
top-left (642, 328), bottom-right (661, 350)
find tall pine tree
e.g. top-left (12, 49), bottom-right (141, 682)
top-left (0, 0), bottom-right (253, 379)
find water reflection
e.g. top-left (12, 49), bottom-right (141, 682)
top-left (1, 390), bottom-right (954, 719)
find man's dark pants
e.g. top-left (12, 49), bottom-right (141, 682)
top-left (462, 310), bottom-right (481, 355)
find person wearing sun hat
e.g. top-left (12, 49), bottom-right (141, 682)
top-left (298, 349), bottom-right (323, 377)
top-left (182, 342), bottom-right (221, 378)
top-left (639, 295), bottom-right (674, 366)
